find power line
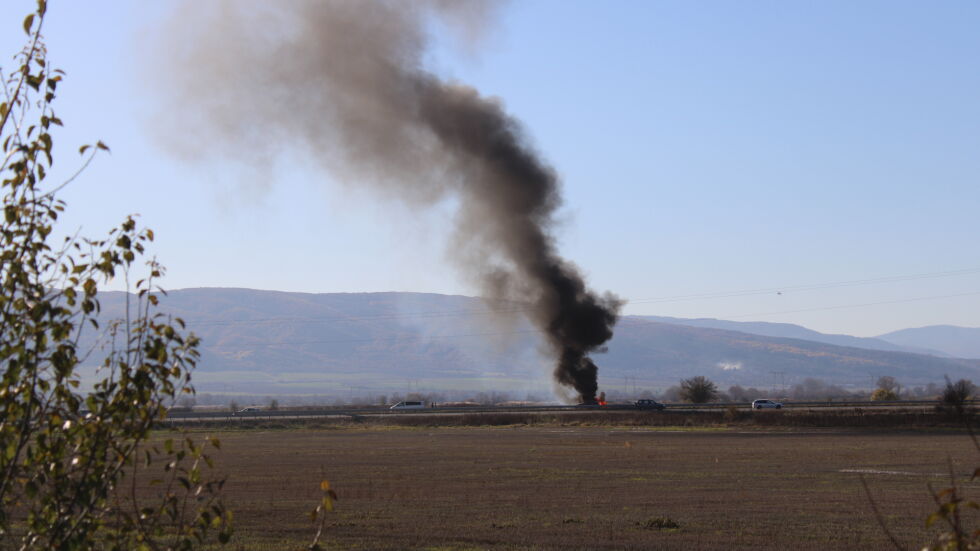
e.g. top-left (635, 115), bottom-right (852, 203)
top-left (625, 267), bottom-right (980, 305)
top-left (619, 290), bottom-right (980, 327)
top-left (177, 266), bottom-right (980, 328)
top-left (721, 290), bottom-right (980, 320)
top-left (182, 303), bottom-right (530, 327)
top-left (204, 328), bottom-right (543, 349)
top-left (200, 290), bottom-right (980, 349)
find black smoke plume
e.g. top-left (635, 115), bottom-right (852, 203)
top-left (155, 0), bottom-right (621, 402)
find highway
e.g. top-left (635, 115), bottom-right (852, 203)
top-left (162, 399), bottom-right (966, 424)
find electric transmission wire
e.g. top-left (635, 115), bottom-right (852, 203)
top-left (625, 267), bottom-right (980, 305)
top-left (203, 290), bottom-right (980, 349)
top-left (180, 266), bottom-right (980, 328)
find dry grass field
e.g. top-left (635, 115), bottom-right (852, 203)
top-left (182, 425), bottom-right (980, 550)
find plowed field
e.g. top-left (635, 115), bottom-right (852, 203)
top-left (192, 427), bottom-right (978, 550)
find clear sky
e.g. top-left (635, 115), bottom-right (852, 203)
top-left (3, 1), bottom-right (979, 337)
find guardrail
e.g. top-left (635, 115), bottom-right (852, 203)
top-left (162, 398), bottom-right (974, 423)
top-left (679, 399), bottom-right (980, 410)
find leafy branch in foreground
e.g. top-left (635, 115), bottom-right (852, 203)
top-left (866, 408), bottom-right (980, 550)
top-left (918, 425), bottom-right (980, 551)
top-left (308, 478), bottom-right (339, 551)
top-left (0, 2), bottom-right (229, 549)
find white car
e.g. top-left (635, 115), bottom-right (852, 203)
top-left (752, 399), bottom-right (782, 410)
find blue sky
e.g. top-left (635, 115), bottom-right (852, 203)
top-left (3, 1), bottom-right (979, 337)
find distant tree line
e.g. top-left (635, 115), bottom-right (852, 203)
top-left (659, 375), bottom-right (971, 404)
top-left (179, 376), bottom-right (978, 410)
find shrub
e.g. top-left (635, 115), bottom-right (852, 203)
top-left (940, 378), bottom-right (975, 416)
top-left (870, 388), bottom-right (899, 401)
top-left (679, 376), bottom-right (719, 403)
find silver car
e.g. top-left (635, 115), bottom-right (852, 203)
top-left (752, 399), bottom-right (782, 409)
top-left (389, 401), bottom-right (426, 410)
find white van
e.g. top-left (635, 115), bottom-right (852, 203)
top-left (389, 401), bottom-right (426, 410)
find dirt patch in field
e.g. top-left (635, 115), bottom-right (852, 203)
top-left (161, 427), bottom-right (978, 550)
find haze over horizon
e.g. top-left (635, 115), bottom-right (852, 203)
top-left (1, 1), bottom-right (978, 338)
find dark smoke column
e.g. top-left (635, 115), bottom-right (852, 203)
top-left (155, 0), bottom-right (621, 402)
top-left (416, 81), bottom-right (621, 402)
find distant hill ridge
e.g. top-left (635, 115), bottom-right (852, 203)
top-left (83, 288), bottom-right (980, 395)
top-left (636, 315), bottom-right (947, 357)
top-left (877, 325), bottom-right (980, 360)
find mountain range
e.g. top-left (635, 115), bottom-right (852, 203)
top-left (635, 315), bottom-right (946, 357)
top-left (877, 325), bottom-right (980, 360)
top-left (82, 288), bottom-right (980, 397)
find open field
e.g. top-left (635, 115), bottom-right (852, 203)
top-left (183, 426), bottom-right (980, 550)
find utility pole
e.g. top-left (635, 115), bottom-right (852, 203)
top-left (770, 371), bottom-right (785, 393)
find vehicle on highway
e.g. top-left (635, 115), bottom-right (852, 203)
top-left (389, 401), bottom-right (426, 410)
top-left (634, 399), bottom-right (666, 410)
top-left (752, 399), bottom-right (782, 409)
top-left (234, 407), bottom-right (261, 415)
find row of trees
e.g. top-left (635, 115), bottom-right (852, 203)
top-left (172, 377), bottom-right (975, 411)
top-left (663, 374), bottom-right (975, 406)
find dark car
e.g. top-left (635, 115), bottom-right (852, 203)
top-left (635, 399), bottom-right (666, 410)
